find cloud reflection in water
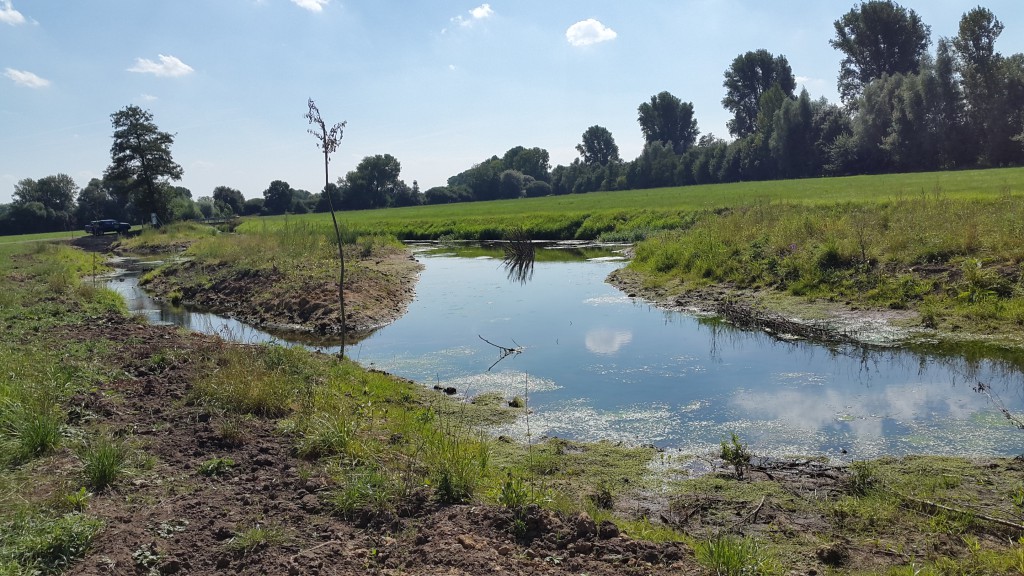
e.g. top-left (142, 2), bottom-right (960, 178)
top-left (585, 328), bottom-right (633, 355)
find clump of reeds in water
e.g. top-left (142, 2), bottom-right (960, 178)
top-left (501, 227), bottom-right (535, 285)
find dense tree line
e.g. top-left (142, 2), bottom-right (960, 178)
top-left (4, 2), bottom-right (1022, 236)
top-left (428, 2), bottom-right (1024, 201)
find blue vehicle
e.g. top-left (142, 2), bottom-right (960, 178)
top-left (84, 219), bottom-right (131, 235)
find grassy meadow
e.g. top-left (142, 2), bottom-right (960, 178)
top-left (240, 167), bottom-right (1024, 241)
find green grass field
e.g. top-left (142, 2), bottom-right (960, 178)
top-left (0, 230), bottom-right (84, 245)
top-left (240, 167), bottom-right (1024, 241)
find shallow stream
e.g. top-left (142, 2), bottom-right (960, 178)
top-left (108, 245), bottom-right (1024, 460)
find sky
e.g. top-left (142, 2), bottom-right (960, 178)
top-left (2, 1), bottom-right (1024, 205)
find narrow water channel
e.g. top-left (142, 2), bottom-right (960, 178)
top-left (109, 246), bottom-right (1024, 461)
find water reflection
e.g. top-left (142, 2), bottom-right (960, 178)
top-left (499, 229), bottom-right (536, 285)
top-left (585, 329), bottom-right (633, 355)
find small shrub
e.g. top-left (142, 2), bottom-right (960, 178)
top-left (720, 432), bottom-right (751, 479)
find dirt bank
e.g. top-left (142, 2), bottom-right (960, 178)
top-left (135, 244), bottom-right (421, 341)
top-left (608, 267), bottom-right (927, 348)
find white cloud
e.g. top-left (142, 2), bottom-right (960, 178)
top-left (140, 94), bottom-right (159, 102)
top-left (451, 3), bottom-right (493, 28)
top-left (291, 0), bottom-right (327, 12)
top-left (0, 0), bottom-right (25, 25)
top-left (566, 18), bottom-right (617, 47)
top-left (4, 68), bottom-right (49, 88)
top-left (127, 54), bottom-right (194, 77)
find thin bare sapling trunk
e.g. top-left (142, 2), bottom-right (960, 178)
top-left (305, 99), bottom-right (348, 357)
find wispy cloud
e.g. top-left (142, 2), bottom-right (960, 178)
top-left (291, 0), bottom-right (328, 13)
top-left (565, 19), bottom-right (617, 47)
top-left (128, 54), bottom-right (194, 77)
top-left (4, 68), bottom-right (49, 88)
top-left (451, 3), bottom-right (493, 28)
top-left (0, 0), bottom-right (25, 25)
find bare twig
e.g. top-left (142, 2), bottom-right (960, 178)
top-left (479, 335), bottom-right (523, 371)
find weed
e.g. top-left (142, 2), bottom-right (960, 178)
top-left (694, 535), bottom-right (781, 576)
top-left (426, 427), bottom-right (490, 504)
top-left (1, 512), bottom-right (102, 572)
top-left (63, 487), bottom-right (91, 512)
top-left (328, 465), bottom-right (402, 519)
top-left (720, 432), bottom-right (751, 479)
top-left (295, 412), bottom-right (358, 460)
top-left (78, 434), bottom-right (130, 491)
top-left (849, 460), bottom-right (877, 495)
top-left (132, 543), bottom-right (161, 571)
top-left (496, 473), bottom-right (530, 510)
top-left (0, 396), bottom-right (64, 465)
top-left (216, 415), bottom-right (249, 447)
top-left (226, 523), bottom-right (287, 555)
top-left (198, 457), bottom-right (236, 477)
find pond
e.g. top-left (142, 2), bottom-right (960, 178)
top-left (108, 245), bottom-right (1024, 461)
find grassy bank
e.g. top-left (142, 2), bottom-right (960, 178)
top-left (625, 192), bottom-right (1024, 349)
top-left (239, 167), bottom-right (1024, 241)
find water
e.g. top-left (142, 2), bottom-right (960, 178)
top-left (109, 246), bottom-right (1024, 460)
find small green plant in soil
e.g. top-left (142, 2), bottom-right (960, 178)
top-left (226, 523), bottom-right (287, 555)
top-left (694, 535), bottom-right (781, 576)
top-left (720, 432), bottom-right (752, 479)
top-left (198, 457), bottom-right (236, 477)
top-left (78, 434), bottom-right (131, 491)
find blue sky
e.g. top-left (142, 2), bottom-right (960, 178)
top-left (2, 1), bottom-right (1023, 204)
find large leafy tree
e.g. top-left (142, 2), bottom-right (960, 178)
top-left (722, 50), bottom-right (797, 137)
top-left (14, 174), bottom-right (78, 214)
top-left (830, 0), bottom-right (931, 104)
top-left (576, 125), bottom-right (621, 166)
top-left (637, 91), bottom-right (699, 154)
top-left (340, 154), bottom-right (405, 210)
top-left (76, 178), bottom-right (119, 223)
top-left (212, 186), bottom-right (245, 215)
top-left (262, 180), bottom-right (295, 215)
top-left (104, 105), bottom-right (183, 224)
top-left (501, 146), bottom-right (551, 182)
top-left (952, 7), bottom-right (1021, 165)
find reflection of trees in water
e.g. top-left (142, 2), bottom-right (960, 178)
top-left (695, 311), bottom-right (1024, 430)
top-left (501, 227), bottom-right (535, 285)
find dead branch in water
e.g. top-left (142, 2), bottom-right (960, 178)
top-left (479, 335), bottom-right (523, 371)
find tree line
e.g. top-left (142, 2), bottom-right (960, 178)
top-left (3, 2), bottom-right (1022, 235)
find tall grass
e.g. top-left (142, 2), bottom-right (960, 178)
top-left (190, 344), bottom-right (313, 416)
top-left (629, 194), bottom-right (1024, 329)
